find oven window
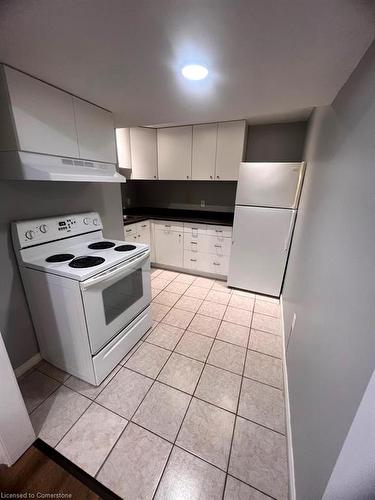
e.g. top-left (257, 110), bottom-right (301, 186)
top-left (102, 268), bottom-right (143, 324)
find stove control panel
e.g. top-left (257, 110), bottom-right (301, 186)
top-left (12, 212), bottom-right (103, 249)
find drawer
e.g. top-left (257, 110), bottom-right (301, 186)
top-left (184, 235), bottom-right (208, 253)
top-left (183, 222), bottom-right (207, 236)
top-left (206, 224), bottom-right (232, 238)
top-left (138, 220), bottom-right (150, 230)
top-left (208, 254), bottom-right (230, 276)
top-left (207, 236), bottom-right (232, 256)
top-left (184, 234), bottom-right (232, 256)
top-left (183, 251), bottom-right (208, 272)
top-left (154, 220), bottom-right (184, 232)
top-left (184, 251), bottom-right (201, 271)
top-left (93, 307), bottom-right (151, 385)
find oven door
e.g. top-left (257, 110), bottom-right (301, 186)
top-left (80, 250), bottom-right (151, 354)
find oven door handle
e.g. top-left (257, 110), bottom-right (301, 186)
top-left (81, 250), bottom-right (150, 290)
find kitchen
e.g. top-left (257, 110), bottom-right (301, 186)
top-left (0, 2), bottom-right (374, 500)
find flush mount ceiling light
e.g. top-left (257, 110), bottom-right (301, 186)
top-left (181, 64), bottom-right (208, 80)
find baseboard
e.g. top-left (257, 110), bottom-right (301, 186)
top-left (280, 295), bottom-right (296, 500)
top-left (14, 352), bottom-right (41, 378)
top-left (150, 262), bottom-right (227, 281)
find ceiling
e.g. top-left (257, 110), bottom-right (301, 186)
top-left (0, 0), bottom-right (374, 127)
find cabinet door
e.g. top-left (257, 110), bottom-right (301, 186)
top-left (215, 120), bottom-right (246, 180)
top-left (5, 67), bottom-right (79, 157)
top-left (191, 123), bottom-right (217, 180)
top-left (124, 223), bottom-right (138, 242)
top-left (73, 98), bottom-right (116, 163)
top-left (157, 126), bottom-right (192, 180)
top-left (116, 128), bottom-right (131, 169)
top-left (154, 229), bottom-right (183, 267)
top-left (130, 128), bottom-right (157, 179)
top-left (137, 220), bottom-right (151, 245)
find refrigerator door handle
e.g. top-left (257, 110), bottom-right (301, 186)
top-left (284, 211), bottom-right (297, 252)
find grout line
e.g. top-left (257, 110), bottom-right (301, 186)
top-left (226, 473), bottom-right (278, 500)
top-left (151, 279), bottom-right (227, 496)
top-left (221, 297), bottom-right (255, 499)
top-left (152, 309), bottom-right (219, 499)
top-left (122, 360), bottom-right (285, 432)
top-left (247, 346), bottom-right (283, 361)
top-left (94, 337), bottom-right (176, 480)
top-left (53, 400), bottom-right (95, 450)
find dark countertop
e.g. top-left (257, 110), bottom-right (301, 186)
top-left (123, 208), bottom-right (234, 226)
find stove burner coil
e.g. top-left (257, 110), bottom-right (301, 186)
top-left (114, 244), bottom-right (137, 252)
top-left (46, 253), bottom-right (75, 263)
top-left (88, 241), bottom-right (116, 250)
top-left (68, 256), bottom-right (105, 268)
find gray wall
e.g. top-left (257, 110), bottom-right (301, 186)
top-left (322, 371), bottom-right (375, 500)
top-left (246, 121), bottom-right (307, 162)
top-left (283, 41), bottom-right (375, 499)
top-left (122, 180), bottom-right (237, 212)
top-left (0, 181), bottom-right (123, 369)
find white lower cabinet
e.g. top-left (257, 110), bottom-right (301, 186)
top-left (152, 220), bottom-right (232, 277)
top-left (154, 222), bottom-right (184, 268)
top-left (124, 220), bottom-right (152, 250)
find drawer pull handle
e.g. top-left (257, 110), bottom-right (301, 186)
top-left (215, 229), bottom-right (223, 233)
top-left (126, 229), bottom-right (132, 232)
top-left (190, 259), bottom-right (197, 262)
top-left (214, 244), bottom-right (222, 248)
top-left (141, 224), bottom-right (147, 228)
top-left (165, 225), bottom-right (171, 228)
top-left (190, 241), bottom-right (197, 245)
top-left (213, 262), bottom-right (220, 266)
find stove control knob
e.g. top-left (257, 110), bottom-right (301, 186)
top-left (83, 217), bottom-right (90, 225)
top-left (93, 218), bottom-right (99, 226)
top-left (39, 224), bottom-right (48, 234)
top-left (25, 230), bottom-right (35, 240)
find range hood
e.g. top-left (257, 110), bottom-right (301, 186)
top-left (0, 151), bottom-right (125, 182)
top-left (0, 64), bottom-right (125, 182)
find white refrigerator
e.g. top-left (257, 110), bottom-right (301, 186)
top-left (228, 162), bottom-right (305, 296)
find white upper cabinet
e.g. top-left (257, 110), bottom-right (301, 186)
top-left (215, 120), bottom-right (246, 180)
top-left (116, 128), bottom-right (131, 169)
top-left (157, 126), bottom-right (192, 180)
top-left (130, 127), bottom-right (158, 179)
top-left (4, 66), bottom-right (79, 157)
top-left (191, 123), bottom-right (218, 180)
top-left (73, 97), bottom-right (116, 164)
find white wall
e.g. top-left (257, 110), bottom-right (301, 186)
top-left (282, 41), bottom-right (375, 499)
top-left (0, 181), bottom-right (123, 369)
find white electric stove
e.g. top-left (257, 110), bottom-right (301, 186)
top-left (12, 212), bottom-right (152, 385)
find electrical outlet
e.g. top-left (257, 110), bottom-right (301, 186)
top-left (200, 200), bottom-right (206, 208)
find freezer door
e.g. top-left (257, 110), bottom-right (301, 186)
top-left (236, 162), bottom-right (305, 209)
top-left (228, 206), bottom-right (296, 296)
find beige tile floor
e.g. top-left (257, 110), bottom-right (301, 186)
top-left (18, 268), bottom-right (288, 500)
